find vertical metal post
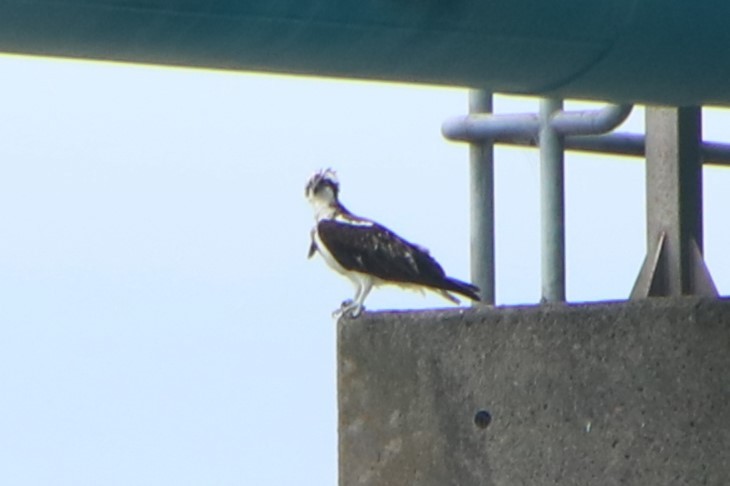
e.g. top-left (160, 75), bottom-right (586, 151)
top-left (539, 98), bottom-right (566, 302)
top-left (468, 90), bottom-right (495, 304)
top-left (631, 106), bottom-right (717, 298)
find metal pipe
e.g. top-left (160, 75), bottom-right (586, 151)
top-left (550, 104), bottom-right (633, 135)
top-left (442, 103), bottom-right (631, 143)
top-left (487, 132), bottom-right (730, 166)
top-left (468, 90), bottom-right (496, 305)
top-left (442, 113), bottom-right (540, 142)
top-left (487, 133), bottom-right (645, 157)
top-left (703, 141), bottom-right (730, 165)
top-left (562, 133), bottom-right (644, 157)
top-left (539, 99), bottom-right (566, 303)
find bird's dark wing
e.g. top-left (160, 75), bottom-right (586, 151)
top-left (317, 219), bottom-right (456, 289)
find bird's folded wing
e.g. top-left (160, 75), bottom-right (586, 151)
top-left (316, 219), bottom-right (448, 286)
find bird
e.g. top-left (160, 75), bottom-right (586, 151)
top-left (305, 168), bottom-right (480, 318)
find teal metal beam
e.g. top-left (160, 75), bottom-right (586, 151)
top-left (1, 1), bottom-right (730, 105)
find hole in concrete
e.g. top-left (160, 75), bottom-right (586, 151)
top-left (474, 410), bottom-right (492, 429)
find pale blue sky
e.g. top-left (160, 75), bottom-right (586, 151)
top-left (0, 54), bottom-right (728, 485)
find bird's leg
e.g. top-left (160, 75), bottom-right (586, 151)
top-left (333, 280), bottom-right (363, 318)
top-left (348, 280), bottom-right (373, 318)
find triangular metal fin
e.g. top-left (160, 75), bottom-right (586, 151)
top-left (689, 237), bottom-right (718, 297)
top-left (630, 232), bottom-right (667, 299)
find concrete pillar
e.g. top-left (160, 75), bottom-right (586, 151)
top-left (339, 299), bottom-right (730, 485)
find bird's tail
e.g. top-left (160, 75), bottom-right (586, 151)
top-left (438, 278), bottom-right (481, 303)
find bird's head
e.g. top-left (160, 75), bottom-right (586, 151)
top-left (305, 168), bottom-right (340, 215)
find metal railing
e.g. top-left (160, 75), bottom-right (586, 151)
top-left (443, 92), bottom-right (727, 304)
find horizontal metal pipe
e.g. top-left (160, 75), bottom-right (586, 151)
top-left (442, 113), bottom-right (540, 142)
top-left (444, 103), bottom-right (730, 165)
top-left (703, 141), bottom-right (730, 165)
top-left (561, 133), bottom-right (644, 157)
top-left (443, 103), bottom-right (631, 142)
top-left (550, 104), bottom-right (633, 136)
top-left (489, 132), bottom-right (730, 166)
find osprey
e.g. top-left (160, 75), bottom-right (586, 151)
top-left (306, 169), bottom-right (480, 318)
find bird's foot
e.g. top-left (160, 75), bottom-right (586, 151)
top-left (348, 304), bottom-right (364, 318)
top-left (332, 300), bottom-right (364, 319)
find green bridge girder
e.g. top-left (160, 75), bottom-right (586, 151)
top-left (0, 0), bottom-right (729, 105)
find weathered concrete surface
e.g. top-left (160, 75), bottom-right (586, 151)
top-left (338, 298), bottom-right (730, 486)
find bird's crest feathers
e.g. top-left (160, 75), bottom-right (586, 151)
top-left (305, 168), bottom-right (339, 199)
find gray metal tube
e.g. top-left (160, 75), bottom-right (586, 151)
top-left (551, 104), bottom-right (633, 135)
top-left (703, 141), bottom-right (730, 165)
top-left (562, 133), bottom-right (644, 157)
top-left (442, 103), bottom-right (630, 143)
top-left (442, 113), bottom-right (540, 142)
top-left (486, 132), bottom-right (730, 166)
top-left (539, 99), bottom-right (566, 303)
top-left (468, 90), bottom-right (496, 305)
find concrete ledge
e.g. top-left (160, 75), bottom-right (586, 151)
top-left (338, 298), bottom-right (730, 486)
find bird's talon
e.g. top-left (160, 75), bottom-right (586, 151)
top-left (349, 305), bottom-right (364, 318)
top-left (332, 301), bottom-right (364, 319)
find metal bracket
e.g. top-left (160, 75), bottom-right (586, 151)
top-left (630, 106), bottom-right (718, 299)
top-left (631, 232), bottom-right (717, 298)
